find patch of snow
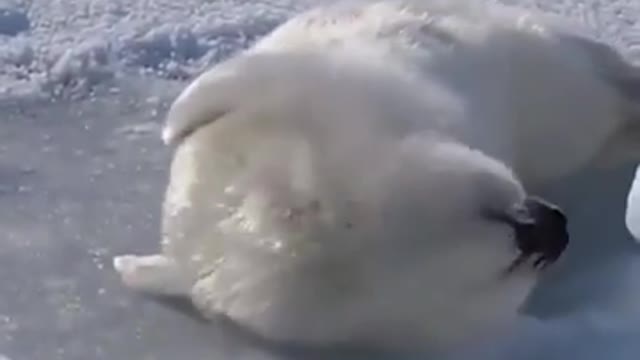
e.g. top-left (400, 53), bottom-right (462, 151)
top-left (0, 0), bottom-right (317, 98)
top-left (446, 311), bottom-right (640, 360)
top-left (0, 5), bottom-right (29, 36)
top-left (626, 165), bottom-right (640, 240)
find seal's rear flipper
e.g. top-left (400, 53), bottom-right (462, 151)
top-left (113, 254), bottom-right (192, 296)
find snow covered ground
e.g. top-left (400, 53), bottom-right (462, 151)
top-left (2, 0), bottom-right (640, 359)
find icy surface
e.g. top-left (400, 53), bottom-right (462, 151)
top-left (2, 0), bottom-right (640, 359)
top-left (0, 0), bottom-right (316, 98)
top-left (0, 6), bottom-right (29, 36)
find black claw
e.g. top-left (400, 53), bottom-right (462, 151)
top-left (532, 254), bottom-right (547, 269)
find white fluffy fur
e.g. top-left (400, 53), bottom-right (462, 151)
top-left (118, 110), bottom-right (537, 349)
top-left (165, 0), bottom-right (640, 186)
top-left (114, 0), bottom-right (640, 352)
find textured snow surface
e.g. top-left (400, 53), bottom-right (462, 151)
top-left (0, 0), bottom-right (318, 98)
top-left (2, 0), bottom-right (640, 359)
